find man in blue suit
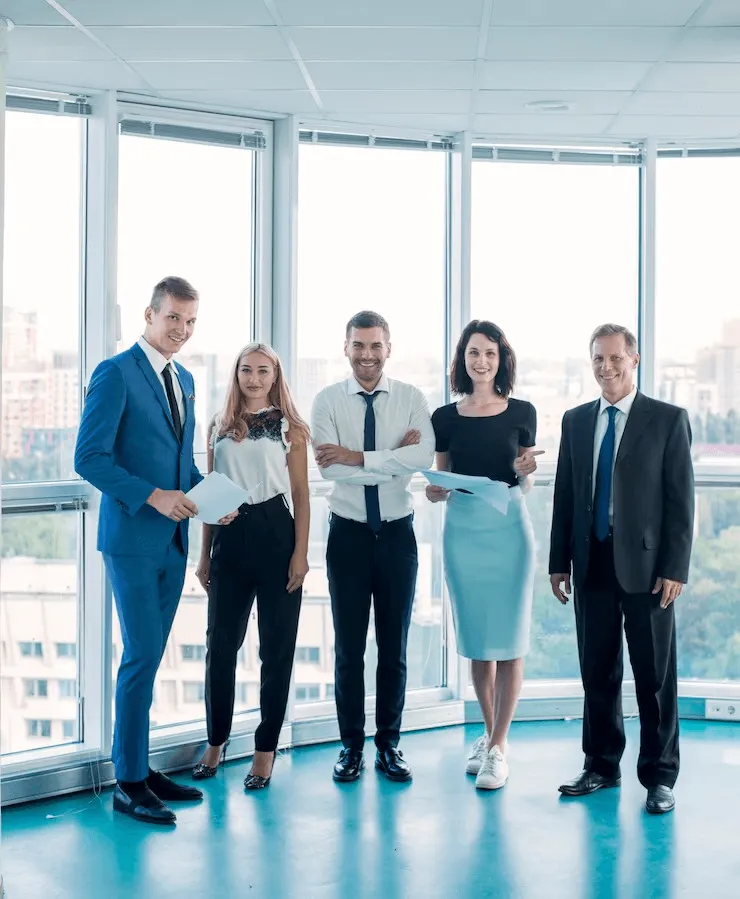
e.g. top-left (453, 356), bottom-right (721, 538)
top-left (76, 276), bottom-right (212, 824)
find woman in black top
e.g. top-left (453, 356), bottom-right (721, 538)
top-left (427, 320), bottom-right (541, 790)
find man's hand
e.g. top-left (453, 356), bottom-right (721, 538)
top-left (550, 573), bottom-right (572, 604)
top-left (314, 443), bottom-right (363, 468)
top-left (397, 429), bottom-right (421, 448)
top-left (218, 509), bottom-right (240, 526)
top-left (514, 449), bottom-right (545, 478)
top-left (652, 577), bottom-right (683, 609)
top-left (195, 558), bottom-right (211, 591)
top-left (147, 488), bottom-right (198, 522)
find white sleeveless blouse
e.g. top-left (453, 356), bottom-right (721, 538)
top-left (211, 407), bottom-right (291, 506)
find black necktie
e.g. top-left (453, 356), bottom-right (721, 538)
top-left (362, 392), bottom-right (382, 533)
top-left (162, 363), bottom-right (183, 442)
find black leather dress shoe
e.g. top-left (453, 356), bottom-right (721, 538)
top-left (646, 785), bottom-right (675, 814)
top-left (558, 770), bottom-right (621, 796)
top-left (113, 784), bottom-right (176, 824)
top-left (375, 747), bottom-right (412, 782)
top-left (147, 769), bottom-right (203, 801)
top-left (333, 748), bottom-right (365, 782)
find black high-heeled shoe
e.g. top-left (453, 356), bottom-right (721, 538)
top-left (192, 740), bottom-right (230, 780)
top-left (244, 751), bottom-right (275, 791)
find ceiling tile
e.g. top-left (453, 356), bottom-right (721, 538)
top-left (309, 61), bottom-right (475, 90)
top-left (89, 26), bottom-right (291, 60)
top-left (58, 0), bottom-right (275, 26)
top-left (129, 60), bottom-right (306, 90)
top-left (473, 113), bottom-right (614, 135)
top-left (311, 112), bottom-right (469, 132)
top-left (276, 0), bottom-right (485, 26)
top-left (5, 59), bottom-right (148, 91)
top-left (476, 90), bottom-right (631, 115)
top-left (320, 91), bottom-right (471, 114)
top-left (693, 1), bottom-right (740, 26)
top-left (643, 62), bottom-right (740, 91)
top-left (482, 61), bottom-right (651, 91)
top-left (487, 26), bottom-right (680, 61)
top-left (162, 89), bottom-right (319, 114)
top-left (623, 91), bottom-right (740, 116)
top-left (609, 114), bottom-right (740, 137)
top-left (490, 0), bottom-right (704, 27)
top-left (669, 27), bottom-right (740, 62)
top-left (288, 27), bottom-right (479, 60)
top-left (0, 0), bottom-right (65, 26)
top-left (9, 26), bottom-right (114, 60)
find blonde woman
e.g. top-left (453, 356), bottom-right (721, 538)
top-left (192, 343), bottom-right (310, 790)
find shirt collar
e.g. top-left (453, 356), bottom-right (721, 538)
top-left (347, 373), bottom-right (390, 396)
top-left (599, 386), bottom-right (637, 416)
top-left (137, 336), bottom-right (172, 377)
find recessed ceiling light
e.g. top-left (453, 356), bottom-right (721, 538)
top-left (525, 99), bottom-right (573, 112)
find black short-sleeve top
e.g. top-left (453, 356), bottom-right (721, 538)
top-left (431, 398), bottom-right (537, 487)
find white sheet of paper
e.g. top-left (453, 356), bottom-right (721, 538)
top-left (421, 469), bottom-right (511, 514)
top-left (186, 471), bottom-right (251, 524)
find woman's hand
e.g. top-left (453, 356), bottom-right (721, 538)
top-left (513, 449), bottom-right (545, 478)
top-left (287, 552), bottom-right (309, 593)
top-left (195, 557), bottom-right (211, 591)
top-left (426, 484), bottom-right (451, 503)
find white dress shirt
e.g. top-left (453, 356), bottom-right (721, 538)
top-left (592, 387), bottom-right (637, 521)
top-left (311, 374), bottom-right (435, 523)
top-left (137, 336), bottom-right (185, 424)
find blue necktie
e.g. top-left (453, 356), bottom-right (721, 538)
top-left (362, 392), bottom-right (382, 533)
top-left (594, 405), bottom-right (618, 542)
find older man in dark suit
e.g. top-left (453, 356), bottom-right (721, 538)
top-left (549, 323), bottom-right (694, 815)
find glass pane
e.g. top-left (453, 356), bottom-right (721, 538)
top-left (296, 143), bottom-right (447, 433)
top-left (2, 111), bottom-right (83, 483)
top-left (295, 480), bottom-right (445, 706)
top-left (677, 487), bottom-right (740, 681)
top-left (471, 161), bottom-right (639, 457)
top-left (117, 133), bottom-right (255, 465)
top-left (1, 512), bottom-right (80, 755)
top-left (295, 143), bottom-right (448, 699)
top-left (656, 157), bottom-right (740, 467)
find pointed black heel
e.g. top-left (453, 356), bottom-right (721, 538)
top-left (192, 739), bottom-right (230, 780)
top-left (244, 751), bottom-right (275, 791)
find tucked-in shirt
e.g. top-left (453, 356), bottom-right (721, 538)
top-left (310, 374), bottom-right (435, 523)
top-left (137, 336), bottom-right (185, 424)
top-left (431, 399), bottom-right (537, 487)
top-left (592, 387), bottom-right (637, 521)
top-left (211, 408), bottom-right (292, 506)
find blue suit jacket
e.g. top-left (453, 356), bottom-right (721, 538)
top-left (74, 343), bottom-right (203, 556)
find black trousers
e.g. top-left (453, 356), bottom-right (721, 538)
top-left (205, 494), bottom-right (302, 752)
top-left (326, 513), bottom-right (418, 751)
top-left (574, 535), bottom-right (679, 788)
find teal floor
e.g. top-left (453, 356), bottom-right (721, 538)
top-left (3, 719), bottom-right (740, 898)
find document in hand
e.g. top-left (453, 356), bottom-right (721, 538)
top-left (421, 469), bottom-right (511, 514)
top-left (186, 471), bottom-right (252, 524)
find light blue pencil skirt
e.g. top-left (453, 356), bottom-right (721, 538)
top-left (443, 487), bottom-right (536, 661)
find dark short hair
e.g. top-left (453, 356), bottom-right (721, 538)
top-left (150, 276), bottom-right (199, 312)
top-left (450, 320), bottom-right (516, 397)
top-left (345, 310), bottom-right (390, 341)
top-left (589, 323), bottom-right (638, 356)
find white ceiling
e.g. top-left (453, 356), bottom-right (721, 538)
top-left (3, 0), bottom-right (740, 140)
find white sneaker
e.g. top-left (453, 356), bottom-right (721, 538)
top-left (465, 735), bottom-right (488, 775)
top-left (475, 745), bottom-right (509, 790)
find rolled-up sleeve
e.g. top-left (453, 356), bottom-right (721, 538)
top-left (362, 387), bottom-right (435, 475)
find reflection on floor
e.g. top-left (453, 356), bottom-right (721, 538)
top-left (3, 719), bottom-right (740, 898)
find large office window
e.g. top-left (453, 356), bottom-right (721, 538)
top-left (113, 123), bottom-right (262, 732)
top-left (2, 111), bottom-right (83, 482)
top-left (471, 159), bottom-right (640, 457)
top-left (295, 142), bottom-right (448, 699)
top-left (656, 156), bottom-right (740, 468)
top-left (0, 513), bottom-right (81, 754)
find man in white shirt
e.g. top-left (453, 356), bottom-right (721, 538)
top-left (549, 323), bottom-right (694, 815)
top-left (311, 311), bottom-right (435, 782)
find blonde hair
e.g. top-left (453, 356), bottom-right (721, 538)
top-left (215, 343), bottom-right (310, 445)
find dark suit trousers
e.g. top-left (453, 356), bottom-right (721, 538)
top-left (206, 495), bottom-right (302, 752)
top-left (575, 536), bottom-right (679, 788)
top-left (327, 513), bottom-right (418, 751)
